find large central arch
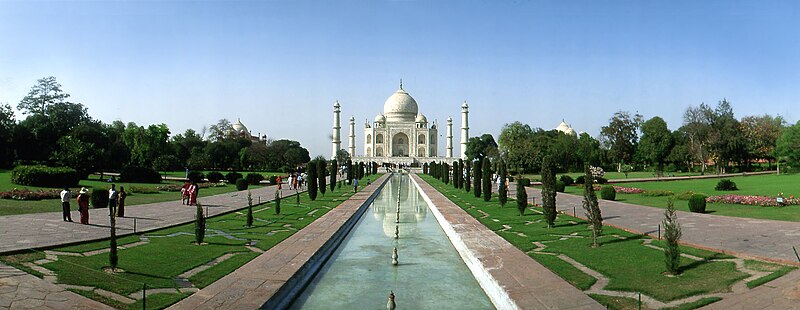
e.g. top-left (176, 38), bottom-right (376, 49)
top-left (392, 133), bottom-right (409, 157)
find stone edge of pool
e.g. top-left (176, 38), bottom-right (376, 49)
top-left (410, 173), bottom-right (604, 310)
top-left (167, 173), bottom-right (391, 310)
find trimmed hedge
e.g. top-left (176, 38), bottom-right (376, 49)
top-left (206, 171), bottom-right (224, 183)
top-left (235, 178), bottom-right (249, 191)
top-left (715, 179), bottom-right (738, 191)
top-left (575, 175), bottom-right (585, 184)
top-left (688, 194), bottom-right (707, 213)
top-left (559, 175), bottom-right (574, 186)
top-left (555, 180), bottom-right (566, 193)
top-left (595, 177), bottom-right (608, 184)
top-left (187, 171), bottom-right (205, 183)
top-left (11, 165), bottom-right (79, 188)
top-left (268, 175), bottom-right (278, 185)
top-left (245, 173), bottom-right (264, 185)
top-left (90, 190), bottom-right (109, 209)
top-left (120, 166), bottom-right (162, 183)
top-left (600, 186), bottom-right (616, 200)
top-left (225, 172), bottom-right (243, 184)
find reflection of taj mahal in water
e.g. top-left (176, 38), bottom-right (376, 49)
top-left (331, 81), bottom-right (469, 165)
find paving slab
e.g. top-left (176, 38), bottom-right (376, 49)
top-left (0, 262), bottom-right (111, 310)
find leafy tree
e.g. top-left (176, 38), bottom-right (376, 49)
top-left (152, 155), bottom-right (180, 177)
top-left (330, 159), bottom-right (338, 192)
top-left (473, 159), bottom-right (482, 198)
top-left (776, 120), bottom-right (800, 167)
top-left (335, 149), bottom-right (351, 165)
top-left (208, 119), bottom-right (233, 142)
top-left (498, 159), bottom-right (508, 207)
top-left (707, 100), bottom-right (746, 173)
top-left (681, 104), bottom-right (713, 174)
top-left (582, 164), bottom-right (602, 247)
top-left (482, 157), bottom-right (492, 202)
top-left (600, 111), bottom-right (643, 171)
top-left (740, 114), bottom-right (785, 168)
top-left (541, 155), bottom-right (557, 228)
top-left (465, 133), bottom-right (498, 161)
top-left (0, 103), bottom-right (14, 167)
top-left (307, 160), bottom-right (318, 201)
top-left (577, 132), bottom-right (601, 167)
top-left (50, 136), bottom-right (101, 178)
top-left (499, 122), bottom-right (536, 172)
top-left (663, 199), bottom-right (682, 275)
top-left (317, 157), bottom-right (327, 196)
top-left (17, 76), bottom-right (70, 116)
top-left (639, 117), bottom-right (674, 176)
top-left (187, 148), bottom-right (212, 170)
top-left (516, 178), bottom-right (527, 216)
top-left (464, 160), bottom-right (471, 192)
top-left (170, 129), bottom-right (207, 165)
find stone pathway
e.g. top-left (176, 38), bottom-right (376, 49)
top-left (0, 262), bottom-right (111, 310)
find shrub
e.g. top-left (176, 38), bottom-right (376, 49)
top-left (676, 191), bottom-right (705, 200)
top-left (225, 172), bottom-right (243, 184)
top-left (595, 177), bottom-right (608, 184)
top-left (90, 190), bottom-right (109, 209)
top-left (0, 188), bottom-right (63, 200)
top-left (715, 179), bottom-right (738, 191)
top-left (642, 189), bottom-right (675, 197)
top-left (11, 165), bottom-right (79, 187)
top-left (575, 175), bottom-right (585, 184)
top-left (120, 166), bottom-right (162, 183)
top-left (517, 177), bottom-right (530, 187)
top-left (235, 178), bottom-right (249, 191)
top-left (268, 175), bottom-right (278, 185)
top-left (245, 173), bottom-right (264, 185)
top-left (559, 175), bottom-right (574, 186)
top-left (187, 171), bottom-right (205, 183)
top-left (206, 171), bottom-right (224, 183)
top-left (129, 186), bottom-right (158, 194)
top-left (555, 180), bottom-right (566, 193)
top-left (688, 194), bottom-right (707, 213)
top-left (600, 186), bottom-right (616, 200)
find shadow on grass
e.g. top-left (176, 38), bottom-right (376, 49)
top-left (124, 270), bottom-right (173, 280)
top-left (600, 235), bottom-right (645, 246)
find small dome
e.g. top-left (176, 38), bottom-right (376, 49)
top-left (383, 87), bottom-right (418, 122)
top-left (334, 100), bottom-right (340, 108)
top-left (462, 101), bottom-right (469, 108)
top-left (374, 114), bottom-right (386, 123)
top-left (415, 114), bottom-right (427, 123)
top-left (555, 121), bottom-right (577, 136)
top-left (231, 119), bottom-right (248, 135)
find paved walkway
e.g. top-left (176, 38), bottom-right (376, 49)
top-left (412, 174), bottom-right (602, 309)
top-left (699, 268), bottom-right (800, 310)
top-left (169, 174), bottom-right (390, 310)
top-left (520, 187), bottom-right (800, 264)
top-left (0, 185), bottom-right (296, 255)
top-left (0, 262), bottom-right (111, 310)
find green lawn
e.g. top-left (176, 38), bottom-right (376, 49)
top-left (420, 174), bottom-right (794, 309)
top-left (558, 173), bottom-right (800, 222)
top-left (0, 170), bottom-right (261, 216)
top-left (1, 186), bottom-right (357, 309)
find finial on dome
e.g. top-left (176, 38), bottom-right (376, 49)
top-left (399, 79), bottom-right (403, 90)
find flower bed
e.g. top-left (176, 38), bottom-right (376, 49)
top-left (706, 194), bottom-right (799, 207)
top-left (0, 188), bottom-right (74, 201)
top-left (613, 186), bottom-right (645, 194)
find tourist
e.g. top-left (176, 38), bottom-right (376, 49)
top-left (181, 181), bottom-right (191, 205)
top-left (292, 173), bottom-right (299, 190)
top-left (117, 186), bottom-right (127, 217)
top-left (108, 184), bottom-right (118, 216)
top-left (276, 175), bottom-right (282, 190)
top-left (77, 187), bottom-right (90, 224)
top-left (353, 177), bottom-right (358, 192)
top-left (189, 182), bottom-right (199, 206)
top-left (60, 187), bottom-right (73, 222)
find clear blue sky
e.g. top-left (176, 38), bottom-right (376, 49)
top-left (1, 1), bottom-right (798, 158)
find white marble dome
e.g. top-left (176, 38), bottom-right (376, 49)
top-left (555, 121), bottom-right (577, 136)
top-left (374, 114), bottom-right (386, 123)
top-left (383, 87), bottom-right (418, 122)
top-left (415, 114), bottom-right (427, 123)
top-left (231, 119), bottom-right (248, 135)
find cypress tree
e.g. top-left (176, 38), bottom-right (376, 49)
top-left (664, 199), bottom-right (682, 275)
top-left (195, 201), bottom-right (206, 244)
top-left (582, 164), bottom-right (602, 247)
top-left (458, 159), bottom-right (464, 189)
top-left (373, 162), bottom-right (378, 174)
top-left (330, 159), bottom-right (337, 192)
top-left (109, 209), bottom-right (118, 270)
top-left (275, 189), bottom-right (281, 215)
top-left (318, 160), bottom-right (327, 196)
top-left (464, 160), bottom-right (471, 192)
top-left (443, 163), bottom-right (450, 184)
top-left (246, 190), bottom-right (254, 227)
top-left (541, 155), bottom-right (557, 228)
top-left (498, 159), bottom-right (508, 207)
top-left (358, 162), bottom-right (365, 179)
top-left (452, 161), bottom-right (459, 188)
top-left (474, 159), bottom-right (482, 198)
top-left (423, 163), bottom-right (428, 174)
top-left (482, 157), bottom-right (492, 202)
top-left (346, 159), bottom-right (353, 184)
top-left (308, 161), bottom-right (318, 201)
top-left (516, 177), bottom-right (527, 216)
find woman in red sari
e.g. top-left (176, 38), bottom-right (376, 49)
top-left (77, 187), bottom-right (90, 224)
top-left (189, 182), bottom-right (199, 206)
top-left (181, 181), bottom-right (191, 205)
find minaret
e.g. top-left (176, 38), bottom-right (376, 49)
top-left (332, 101), bottom-right (341, 159)
top-left (348, 116), bottom-right (356, 156)
top-left (460, 101), bottom-right (469, 159)
top-left (446, 117), bottom-right (453, 158)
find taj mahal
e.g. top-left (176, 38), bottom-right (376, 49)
top-left (331, 82), bottom-right (469, 165)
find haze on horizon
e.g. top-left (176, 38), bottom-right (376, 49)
top-left (1, 1), bottom-right (798, 158)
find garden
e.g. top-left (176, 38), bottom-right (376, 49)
top-left (420, 174), bottom-right (795, 310)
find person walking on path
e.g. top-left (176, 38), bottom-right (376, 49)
top-left (60, 187), bottom-right (73, 222)
top-left (189, 182), bottom-right (199, 206)
top-left (353, 178), bottom-right (359, 192)
top-left (181, 181), bottom-right (191, 205)
top-left (276, 175), bottom-right (282, 190)
top-left (117, 186), bottom-right (127, 217)
top-left (108, 184), bottom-right (118, 216)
top-left (77, 187), bottom-right (90, 224)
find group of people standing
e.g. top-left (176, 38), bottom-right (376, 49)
top-left (286, 172), bottom-right (306, 191)
top-left (59, 184), bottom-right (127, 225)
top-left (181, 182), bottom-right (199, 206)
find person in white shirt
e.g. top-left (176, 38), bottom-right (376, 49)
top-left (60, 187), bottom-right (73, 222)
top-left (108, 184), bottom-right (118, 216)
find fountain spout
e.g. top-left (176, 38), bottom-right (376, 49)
top-left (392, 247), bottom-right (398, 265)
top-left (387, 291), bottom-right (396, 310)
top-left (394, 225), bottom-right (399, 239)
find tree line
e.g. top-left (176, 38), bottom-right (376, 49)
top-left (0, 77), bottom-right (311, 177)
